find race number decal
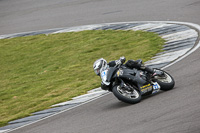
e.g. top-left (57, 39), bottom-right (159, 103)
top-left (152, 82), bottom-right (160, 94)
top-left (101, 71), bottom-right (106, 78)
top-left (153, 82), bottom-right (160, 89)
top-left (101, 70), bottom-right (108, 82)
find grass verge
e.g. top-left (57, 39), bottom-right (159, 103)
top-left (0, 30), bottom-right (165, 127)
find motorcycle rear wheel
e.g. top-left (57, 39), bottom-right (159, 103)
top-left (112, 85), bottom-right (141, 104)
top-left (154, 69), bottom-right (175, 91)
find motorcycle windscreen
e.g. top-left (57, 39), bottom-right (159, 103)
top-left (106, 67), bottom-right (118, 82)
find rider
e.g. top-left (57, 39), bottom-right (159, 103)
top-left (93, 56), bottom-right (163, 90)
top-left (93, 56), bottom-right (159, 76)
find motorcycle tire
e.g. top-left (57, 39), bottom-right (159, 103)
top-left (112, 85), bottom-right (141, 104)
top-left (154, 69), bottom-right (175, 91)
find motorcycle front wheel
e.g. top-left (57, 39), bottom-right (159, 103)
top-left (112, 85), bottom-right (141, 104)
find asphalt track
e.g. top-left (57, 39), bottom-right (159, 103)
top-left (1, 0), bottom-right (200, 133)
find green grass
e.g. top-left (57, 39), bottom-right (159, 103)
top-left (0, 30), bottom-right (165, 127)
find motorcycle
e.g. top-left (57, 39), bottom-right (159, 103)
top-left (100, 59), bottom-right (175, 104)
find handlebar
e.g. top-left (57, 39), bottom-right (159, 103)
top-left (114, 56), bottom-right (126, 68)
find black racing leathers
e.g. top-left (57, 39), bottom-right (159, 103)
top-left (108, 59), bottom-right (154, 74)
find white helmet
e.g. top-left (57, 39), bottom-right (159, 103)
top-left (93, 58), bottom-right (107, 76)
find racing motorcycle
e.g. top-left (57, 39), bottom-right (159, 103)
top-left (100, 59), bottom-right (175, 104)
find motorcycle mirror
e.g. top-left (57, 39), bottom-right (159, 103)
top-left (120, 56), bottom-right (126, 63)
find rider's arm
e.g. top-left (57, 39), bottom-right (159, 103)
top-left (108, 61), bottom-right (116, 67)
top-left (108, 57), bottom-right (126, 67)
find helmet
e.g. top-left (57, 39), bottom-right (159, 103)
top-left (93, 58), bottom-right (107, 76)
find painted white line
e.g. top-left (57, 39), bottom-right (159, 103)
top-left (152, 48), bottom-right (190, 59)
top-left (162, 29), bottom-right (198, 42)
top-left (72, 91), bottom-right (107, 100)
top-left (0, 130), bottom-right (9, 133)
top-left (52, 91), bottom-right (107, 107)
top-left (145, 48), bottom-right (190, 65)
top-left (87, 87), bottom-right (102, 93)
top-left (127, 23), bottom-right (171, 31)
top-left (144, 24), bottom-right (175, 31)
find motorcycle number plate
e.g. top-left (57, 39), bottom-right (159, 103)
top-left (153, 82), bottom-right (160, 90)
top-left (152, 82), bottom-right (160, 94)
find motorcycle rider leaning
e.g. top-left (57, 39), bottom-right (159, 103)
top-left (93, 56), bottom-right (163, 90)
